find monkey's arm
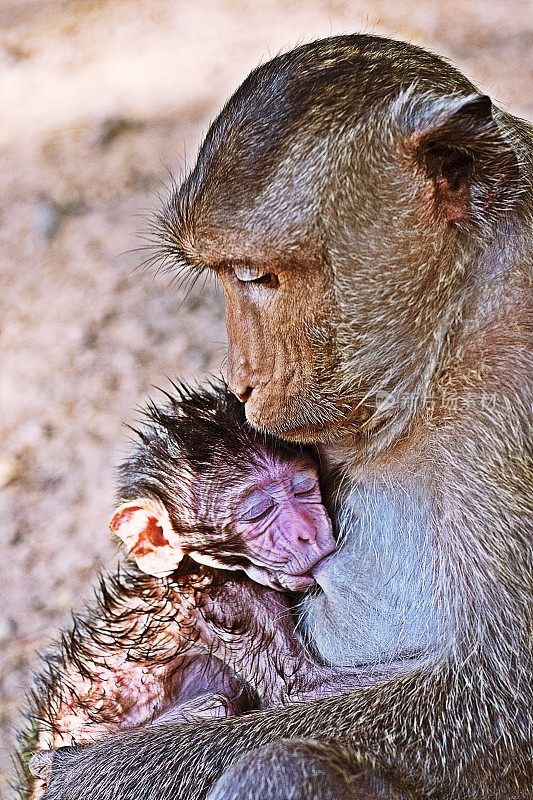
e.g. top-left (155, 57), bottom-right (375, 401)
top-left (192, 578), bottom-right (318, 706)
top-left (34, 672), bottom-right (432, 800)
top-left (193, 577), bottom-right (392, 707)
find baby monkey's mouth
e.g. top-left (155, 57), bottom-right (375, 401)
top-left (240, 543), bottom-right (337, 593)
top-left (243, 563), bottom-right (316, 592)
top-left (276, 572), bottom-right (317, 592)
top-left (269, 548), bottom-right (337, 592)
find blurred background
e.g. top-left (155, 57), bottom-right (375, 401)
top-left (0, 0), bottom-right (531, 793)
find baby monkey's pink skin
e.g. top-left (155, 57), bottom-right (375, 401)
top-left (25, 566), bottom-right (376, 800)
top-left (112, 455), bottom-right (335, 592)
top-left (196, 456), bottom-right (336, 591)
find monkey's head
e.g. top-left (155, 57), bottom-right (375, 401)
top-left (110, 381), bottom-right (335, 591)
top-left (156, 35), bottom-right (519, 446)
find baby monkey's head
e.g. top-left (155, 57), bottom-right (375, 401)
top-left (111, 381), bottom-right (335, 591)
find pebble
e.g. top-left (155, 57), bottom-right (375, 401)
top-left (0, 617), bottom-right (17, 643)
top-left (0, 453), bottom-right (21, 489)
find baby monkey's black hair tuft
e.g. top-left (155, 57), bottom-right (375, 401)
top-left (116, 378), bottom-right (311, 527)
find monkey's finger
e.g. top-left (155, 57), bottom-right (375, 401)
top-left (29, 750), bottom-right (55, 780)
top-left (29, 746), bottom-right (78, 780)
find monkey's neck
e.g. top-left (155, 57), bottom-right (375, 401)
top-left (317, 413), bottom-right (427, 478)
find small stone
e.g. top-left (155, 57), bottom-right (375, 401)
top-left (35, 196), bottom-right (61, 240)
top-left (96, 116), bottom-right (140, 148)
top-left (34, 194), bottom-right (87, 241)
top-left (0, 616), bottom-right (17, 643)
top-left (0, 453), bottom-right (21, 488)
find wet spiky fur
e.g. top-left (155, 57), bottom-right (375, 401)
top-left (14, 564), bottom-right (209, 799)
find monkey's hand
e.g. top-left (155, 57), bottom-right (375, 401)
top-left (28, 748), bottom-right (79, 800)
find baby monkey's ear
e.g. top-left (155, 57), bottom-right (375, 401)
top-left (109, 498), bottom-right (184, 578)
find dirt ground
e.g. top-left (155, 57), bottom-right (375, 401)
top-left (0, 0), bottom-right (531, 794)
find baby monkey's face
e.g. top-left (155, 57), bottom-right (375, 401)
top-left (111, 454), bottom-right (335, 592)
top-left (203, 456), bottom-right (335, 591)
top-left (191, 455), bottom-right (336, 591)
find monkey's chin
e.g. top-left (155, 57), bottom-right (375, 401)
top-left (272, 422), bottom-right (345, 445)
top-left (245, 400), bottom-right (368, 445)
top-left (246, 412), bottom-right (346, 445)
top-left (245, 565), bottom-right (315, 592)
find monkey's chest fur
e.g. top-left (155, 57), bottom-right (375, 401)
top-left (301, 485), bottom-right (443, 667)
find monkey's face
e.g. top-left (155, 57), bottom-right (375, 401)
top-left (162, 50), bottom-right (517, 445)
top-left (215, 253), bottom-right (354, 443)
top-left (190, 455), bottom-right (336, 591)
top-left (111, 454), bottom-right (336, 591)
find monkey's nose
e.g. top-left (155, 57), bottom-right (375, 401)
top-left (235, 385), bottom-right (253, 403)
top-left (228, 356), bottom-right (254, 403)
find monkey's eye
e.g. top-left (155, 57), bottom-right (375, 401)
top-left (240, 491), bottom-right (275, 522)
top-left (292, 474), bottom-right (319, 496)
top-left (233, 265), bottom-right (279, 288)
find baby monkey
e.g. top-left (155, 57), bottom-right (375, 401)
top-left (24, 381), bottom-right (346, 799)
top-left (112, 380), bottom-right (335, 590)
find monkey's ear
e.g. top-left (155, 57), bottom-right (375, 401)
top-left (397, 90), bottom-right (519, 225)
top-left (109, 499), bottom-right (184, 578)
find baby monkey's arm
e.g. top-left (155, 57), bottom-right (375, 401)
top-left (20, 566), bottom-right (216, 800)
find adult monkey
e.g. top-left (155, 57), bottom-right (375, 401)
top-left (39, 34), bottom-right (531, 800)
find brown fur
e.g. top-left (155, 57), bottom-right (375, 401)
top-left (21, 564), bottom-right (365, 800)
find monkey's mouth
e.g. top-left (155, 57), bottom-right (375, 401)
top-left (277, 572), bottom-right (316, 592)
top-left (309, 552), bottom-right (336, 579)
top-left (277, 544), bottom-right (338, 591)
top-left (245, 551), bottom-right (336, 592)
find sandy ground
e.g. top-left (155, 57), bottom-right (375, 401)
top-left (0, 0), bottom-right (531, 795)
